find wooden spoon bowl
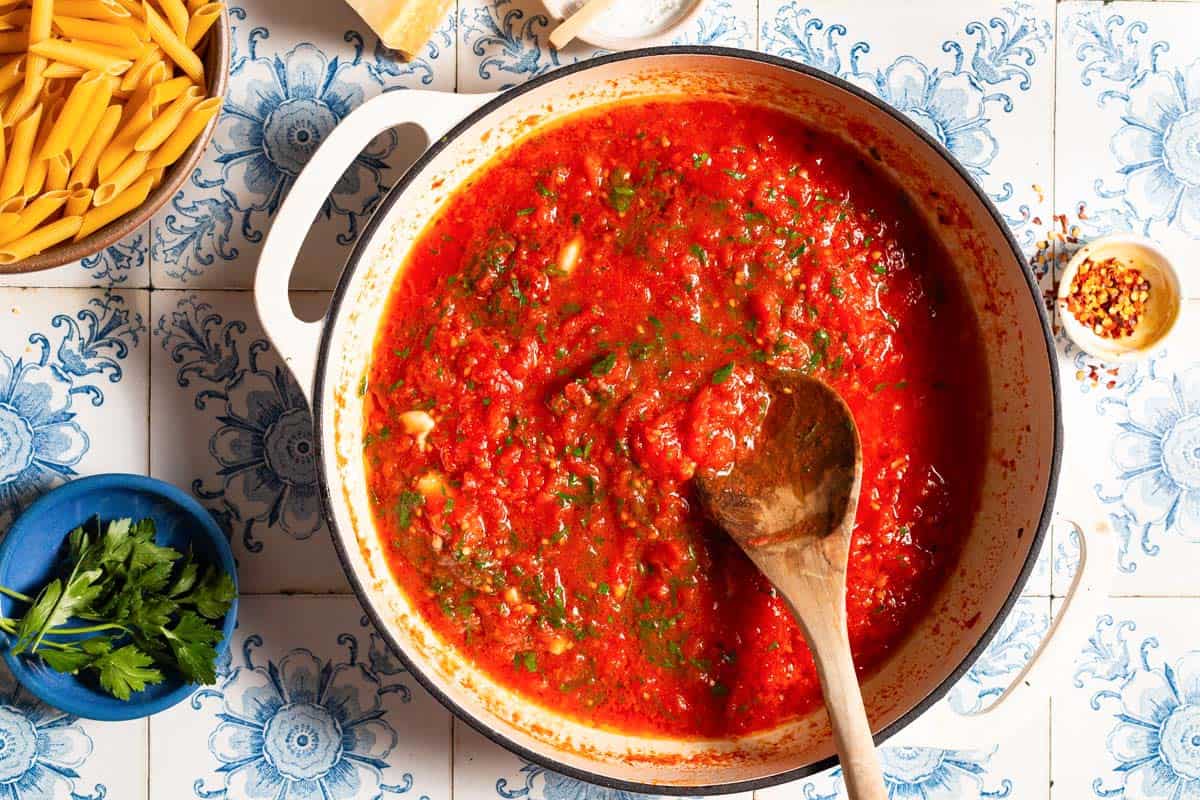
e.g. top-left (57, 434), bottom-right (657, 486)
top-left (696, 372), bottom-right (886, 800)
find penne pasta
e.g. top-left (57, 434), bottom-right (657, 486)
top-left (56, 0), bottom-right (134, 20)
top-left (22, 101), bottom-right (60, 197)
top-left (40, 70), bottom-right (104, 160)
top-left (158, 0), bottom-right (190, 38)
top-left (112, 0), bottom-right (146, 20)
top-left (0, 55), bottom-right (23, 93)
top-left (76, 171), bottom-right (151, 238)
top-left (0, 0), bottom-right (219, 263)
top-left (0, 215), bottom-right (83, 264)
top-left (72, 38), bottom-right (150, 61)
top-left (134, 83), bottom-right (200, 151)
top-left (0, 32), bottom-right (26, 54)
top-left (69, 103), bottom-right (121, 188)
top-left (146, 94), bottom-right (217, 169)
top-left (143, 2), bottom-right (202, 82)
top-left (134, 58), bottom-right (167, 95)
top-left (148, 74), bottom-right (189, 105)
top-left (30, 0), bottom-right (54, 39)
top-left (46, 154), bottom-right (70, 190)
top-left (29, 39), bottom-right (134, 75)
top-left (0, 9), bottom-right (31, 26)
top-left (0, 189), bottom-right (70, 246)
top-left (64, 187), bottom-right (92, 216)
top-left (43, 63), bottom-right (86, 78)
top-left (41, 77), bottom-right (68, 99)
top-left (5, 69), bottom-right (43, 125)
top-left (94, 148), bottom-right (149, 204)
top-left (185, 3), bottom-right (220, 50)
top-left (53, 16), bottom-right (144, 50)
top-left (119, 43), bottom-right (161, 91)
top-left (0, 105), bottom-right (41, 201)
top-left (66, 76), bottom-right (114, 163)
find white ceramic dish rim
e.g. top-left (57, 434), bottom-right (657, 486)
top-left (264, 47), bottom-right (1068, 795)
top-left (541, 0), bottom-right (708, 50)
top-left (1056, 233), bottom-right (1185, 363)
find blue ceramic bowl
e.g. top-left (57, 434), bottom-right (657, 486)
top-left (0, 474), bottom-right (238, 720)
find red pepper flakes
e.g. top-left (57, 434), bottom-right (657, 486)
top-left (1066, 256), bottom-right (1150, 339)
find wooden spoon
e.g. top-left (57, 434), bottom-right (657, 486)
top-left (549, 0), bottom-right (620, 50)
top-left (695, 373), bottom-right (886, 800)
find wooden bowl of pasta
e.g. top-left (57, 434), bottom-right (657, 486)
top-left (0, 0), bottom-right (229, 273)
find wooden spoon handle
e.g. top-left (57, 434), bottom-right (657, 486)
top-left (772, 563), bottom-right (888, 800)
top-left (549, 0), bottom-right (619, 49)
top-left (801, 608), bottom-right (886, 800)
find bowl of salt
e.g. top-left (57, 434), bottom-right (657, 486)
top-left (540, 0), bottom-right (709, 50)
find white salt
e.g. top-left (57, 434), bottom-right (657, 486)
top-left (561, 0), bottom-right (696, 38)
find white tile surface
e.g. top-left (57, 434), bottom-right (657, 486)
top-left (0, 0), bottom-right (1197, 796)
top-left (149, 0), bottom-right (457, 290)
top-left (0, 288), bottom-right (150, 526)
top-left (1056, 2), bottom-right (1200, 298)
top-left (149, 290), bottom-right (348, 593)
top-left (1052, 597), bottom-right (1200, 800)
top-left (0, 226), bottom-right (152, 289)
top-left (148, 595), bottom-right (451, 800)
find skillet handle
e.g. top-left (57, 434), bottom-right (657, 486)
top-left (898, 506), bottom-right (1114, 748)
top-left (254, 89), bottom-right (497, 398)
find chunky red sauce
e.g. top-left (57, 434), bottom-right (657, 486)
top-left (363, 100), bottom-right (989, 738)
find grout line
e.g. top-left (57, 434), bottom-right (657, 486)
top-left (146, 712), bottom-right (153, 800)
top-left (449, 716), bottom-right (456, 800)
top-left (754, 0), bottom-right (760, 50)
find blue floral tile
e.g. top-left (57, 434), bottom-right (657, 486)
top-left (0, 226), bottom-right (151, 290)
top-left (0, 289), bottom-right (150, 527)
top-left (1052, 301), bottom-right (1200, 596)
top-left (0, 663), bottom-right (149, 800)
top-left (760, 0), bottom-right (1055, 267)
top-left (150, 0), bottom-right (456, 290)
top-left (760, 742), bottom-right (1034, 800)
top-left (1051, 598), bottom-right (1200, 800)
top-left (149, 290), bottom-right (348, 593)
top-left (148, 596), bottom-right (450, 800)
top-left (456, 0), bottom-right (755, 93)
top-left (1056, 2), bottom-right (1200, 296)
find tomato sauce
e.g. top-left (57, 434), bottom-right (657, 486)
top-left (363, 100), bottom-right (989, 738)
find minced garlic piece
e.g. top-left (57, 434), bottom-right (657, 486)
top-left (399, 410), bottom-right (435, 449)
top-left (556, 235), bottom-right (584, 275)
top-left (416, 471), bottom-right (444, 496)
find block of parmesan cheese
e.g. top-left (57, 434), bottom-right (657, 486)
top-left (344, 0), bottom-right (454, 59)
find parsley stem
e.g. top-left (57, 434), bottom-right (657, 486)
top-left (28, 638), bottom-right (77, 651)
top-left (0, 586), bottom-right (32, 604)
top-left (43, 623), bottom-right (128, 636)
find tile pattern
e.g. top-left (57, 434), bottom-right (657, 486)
top-left (0, 0), bottom-right (1197, 798)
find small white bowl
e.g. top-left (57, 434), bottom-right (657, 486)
top-left (1057, 234), bottom-right (1184, 363)
top-left (541, 0), bottom-right (708, 50)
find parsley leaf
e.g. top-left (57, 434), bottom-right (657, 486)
top-left (0, 517), bottom-right (236, 701)
top-left (161, 611), bottom-right (222, 684)
top-left (591, 352), bottom-right (617, 376)
top-left (94, 644), bottom-right (164, 701)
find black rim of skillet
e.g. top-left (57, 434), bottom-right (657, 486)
top-left (311, 45), bottom-right (1063, 796)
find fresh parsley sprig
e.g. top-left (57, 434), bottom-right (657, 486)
top-left (0, 517), bottom-right (236, 700)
